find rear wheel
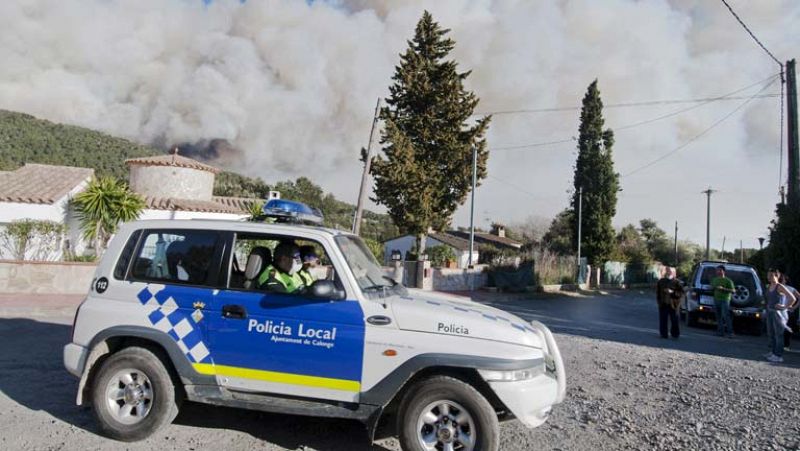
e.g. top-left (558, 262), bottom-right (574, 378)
top-left (91, 346), bottom-right (181, 441)
top-left (397, 376), bottom-right (499, 451)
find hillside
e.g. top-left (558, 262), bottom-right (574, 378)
top-left (0, 110), bottom-right (398, 242)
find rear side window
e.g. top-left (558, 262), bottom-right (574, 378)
top-left (113, 230), bottom-right (141, 280)
top-left (130, 230), bottom-right (219, 286)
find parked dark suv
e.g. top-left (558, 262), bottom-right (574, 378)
top-left (681, 261), bottom-right (764, 335)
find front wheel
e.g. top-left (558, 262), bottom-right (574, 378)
top-left (397, 376), bottom-right (499, 451)
top-left (90, 346), bottom-right (181, 441)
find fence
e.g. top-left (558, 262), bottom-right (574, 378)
top-left (602, 261), bottom-right (664, 286)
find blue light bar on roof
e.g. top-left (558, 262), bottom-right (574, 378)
top-left (262, 199), bottom-right (324, 225)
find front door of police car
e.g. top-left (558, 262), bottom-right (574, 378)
top-left (202, 233), bottom-right (366, 403)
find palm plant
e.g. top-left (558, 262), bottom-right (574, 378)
top-left (246, 200), bottom-right (265, 222)
top-left (73, 177), bottom-right (145, 253)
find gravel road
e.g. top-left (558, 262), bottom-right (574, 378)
top-left (1, 290), bottom-right (798, 451)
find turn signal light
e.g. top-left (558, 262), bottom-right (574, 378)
top-left (383, 349), bottom-right (397, 357)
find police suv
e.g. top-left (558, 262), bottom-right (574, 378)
top-left (64, 205), bottom-right (565, 451)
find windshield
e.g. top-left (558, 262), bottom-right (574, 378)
top-left (335, 235), bottom-right (398, 292)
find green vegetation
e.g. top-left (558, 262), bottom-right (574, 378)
top-left (767, 202), bottom-right (800, 283)
top-left (0, 109), bottom-right (399, 243)
top-left (73, 177), bottom-right (146, 253)
top-left (427, 245), bottom-right (456, 268)
top-left (371, 11), bottom-right (490, 254)
top-left (0, 110), bottom-right (159, 178)
top-left (571, 80), bottom-right (619, 266)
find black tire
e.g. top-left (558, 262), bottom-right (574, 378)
top-left (91, 346), bottom-right (181, 442)
top-left (397, 376), bottom-right (499, 451)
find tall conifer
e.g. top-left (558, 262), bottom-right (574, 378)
top-left (571, 80), bottom-right (619, 265)
top-left (371, 11), bottom-right (490, 253)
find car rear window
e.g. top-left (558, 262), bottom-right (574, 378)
top-left (699, 267), bottom-right (759, 291)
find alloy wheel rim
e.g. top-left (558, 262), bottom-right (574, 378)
top-left (104, 368), bottom-right (153, 425)
top-left (416, 400), bottom-right (476, 451)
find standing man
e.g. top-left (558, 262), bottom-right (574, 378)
top-left (711, 265), bottom-right (736, 338)
top-left (780, 274), bottom-right (800, 351)
top-left (656, 267), bottom-right (683, 339)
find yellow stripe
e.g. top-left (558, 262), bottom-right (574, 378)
top-left (192, 363), bottom-right (361, 392)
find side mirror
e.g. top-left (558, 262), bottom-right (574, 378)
top-left (310, 280), bottom-right (346, 300)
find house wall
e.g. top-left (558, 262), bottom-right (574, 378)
top-left (383, 235), bottom-right (478, 269)
top-left (130, 165), bottom-right (215, 200)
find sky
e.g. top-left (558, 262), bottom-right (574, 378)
top-left (1, 0), bottom-right (798, 248)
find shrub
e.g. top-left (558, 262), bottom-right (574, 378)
top-left (0, 219), bottom-right (65, 261)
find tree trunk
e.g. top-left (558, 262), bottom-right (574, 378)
top-left (416, 233), bottom-right (428, 257)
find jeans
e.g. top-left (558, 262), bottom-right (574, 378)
top-left (767, 309), bottom-right (784, 357)
top-left (659, 304), bottom-right (680, 338)
top-left (714, 299), bottom-right (733, 335)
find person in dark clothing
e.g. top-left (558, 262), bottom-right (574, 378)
top-left (657, 267), bottom-right (684, 339)
top-left (781, 274), bottom-right (800, 351)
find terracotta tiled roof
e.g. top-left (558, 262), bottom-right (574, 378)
top-left (446, 230), bottom-right (523, 249)
top-left (211, 196), bottom-right (261, 213)
top-left (125, 153), bottom-right (220, 174)
top-left (143, 196), bottom-right (246, 214)
top-left (0, 164), bottom-right (94, 204)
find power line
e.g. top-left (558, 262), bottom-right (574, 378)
top-left (622, 77), bottom-right (778, 178)
top-left (719, 0), bottom-right (782, 67)
top-left (488, 74), bottom-right (780, 152)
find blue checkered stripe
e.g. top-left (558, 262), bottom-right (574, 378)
top-left (409, 296), bottom-right (536, 333)
top-left (137, 286), bottom-right (212, 364)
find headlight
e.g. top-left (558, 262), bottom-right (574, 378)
top-left (479, 365), bottom-right (544, 382)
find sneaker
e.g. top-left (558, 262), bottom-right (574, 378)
top-left (764, 352), bottom-right (775, 358)
top-left (726, 334), bottom-right (735, 339)
top-left (767, 354), bottom-right (784, 363)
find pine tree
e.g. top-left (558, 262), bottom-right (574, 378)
top-left (571, 80), bottom-right (619, 266)
top-left (370, 11), bottom-right (490, 253)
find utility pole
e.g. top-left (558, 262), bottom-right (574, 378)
top-left (739, 239), bottom-right (744, 263)
top-left (352, 98), bottom-right (382, 235)
top-left (576, 186), bottom-right (583, 278)
top-left (702, 187), bottom-right (715, 260)
top-left (673, 221), bottom-right (678, 267)
top-left (722, 236), bottom-right (726, 258)
top-left (468, 146), bottom-right (477, 268)
top-left (787, 59), bottom-right (799, 206)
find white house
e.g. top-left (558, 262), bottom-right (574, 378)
top-left (0, 152), bottom-right (260, 261)
top-left (0, 164), bottom-right (94, 260)
top-left (383, 233), bottom-right (479, 269)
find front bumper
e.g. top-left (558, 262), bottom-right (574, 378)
top-left (482, 321), bottom-right (566, 428)
top-left (63, 343), bottom-right (88, 378)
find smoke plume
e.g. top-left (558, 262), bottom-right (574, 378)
top-left (0, 0), bottom-right (798, 245)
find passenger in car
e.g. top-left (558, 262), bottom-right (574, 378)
top-left (298, 245), bottom-right (319, 287)
top-left (258, 242), bottom-right (305, 294)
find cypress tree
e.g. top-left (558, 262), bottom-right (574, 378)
top-left (571, 80), bottom-right (619, 266)
top-left (370, 11), bottom-right (490, 253)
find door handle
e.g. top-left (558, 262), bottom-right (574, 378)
top-left (222, 304), bottom-right (247, 319)
top-left (366, 315), bottom-right (392, 326)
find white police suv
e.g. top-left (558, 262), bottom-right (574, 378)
top-left (64, 216), bottom-right (565, 451)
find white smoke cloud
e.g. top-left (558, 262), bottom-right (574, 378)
top-left (0, 0), bottom-right (798, 246)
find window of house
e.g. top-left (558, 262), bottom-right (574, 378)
top-left (130, 230), bottom-right (219, 286)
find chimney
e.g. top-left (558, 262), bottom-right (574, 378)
top-left (492, 223), bottom-right (506, 238)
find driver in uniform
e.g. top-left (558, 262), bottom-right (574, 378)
top-left (259, 242), bottom-right (305, 293)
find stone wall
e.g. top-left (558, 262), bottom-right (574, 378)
top-left (129, 165), bottom-right (215, 200)
top-left (432, 267), bottom-right (488, 291)
top-left (0, 260), bottom-right (97, 294)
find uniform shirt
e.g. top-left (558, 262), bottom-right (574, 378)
top-left (298, 268), bottom-right (315, 287)
top-left (258, 265), bottom-right (305, 294)
top-left (710, 276), bottom-right (735, 302)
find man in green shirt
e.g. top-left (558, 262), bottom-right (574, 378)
top-left (711, 265), bottom-right (736, 337)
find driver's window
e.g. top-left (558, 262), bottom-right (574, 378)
top-left (228, 233), bottom-right (337, 293)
